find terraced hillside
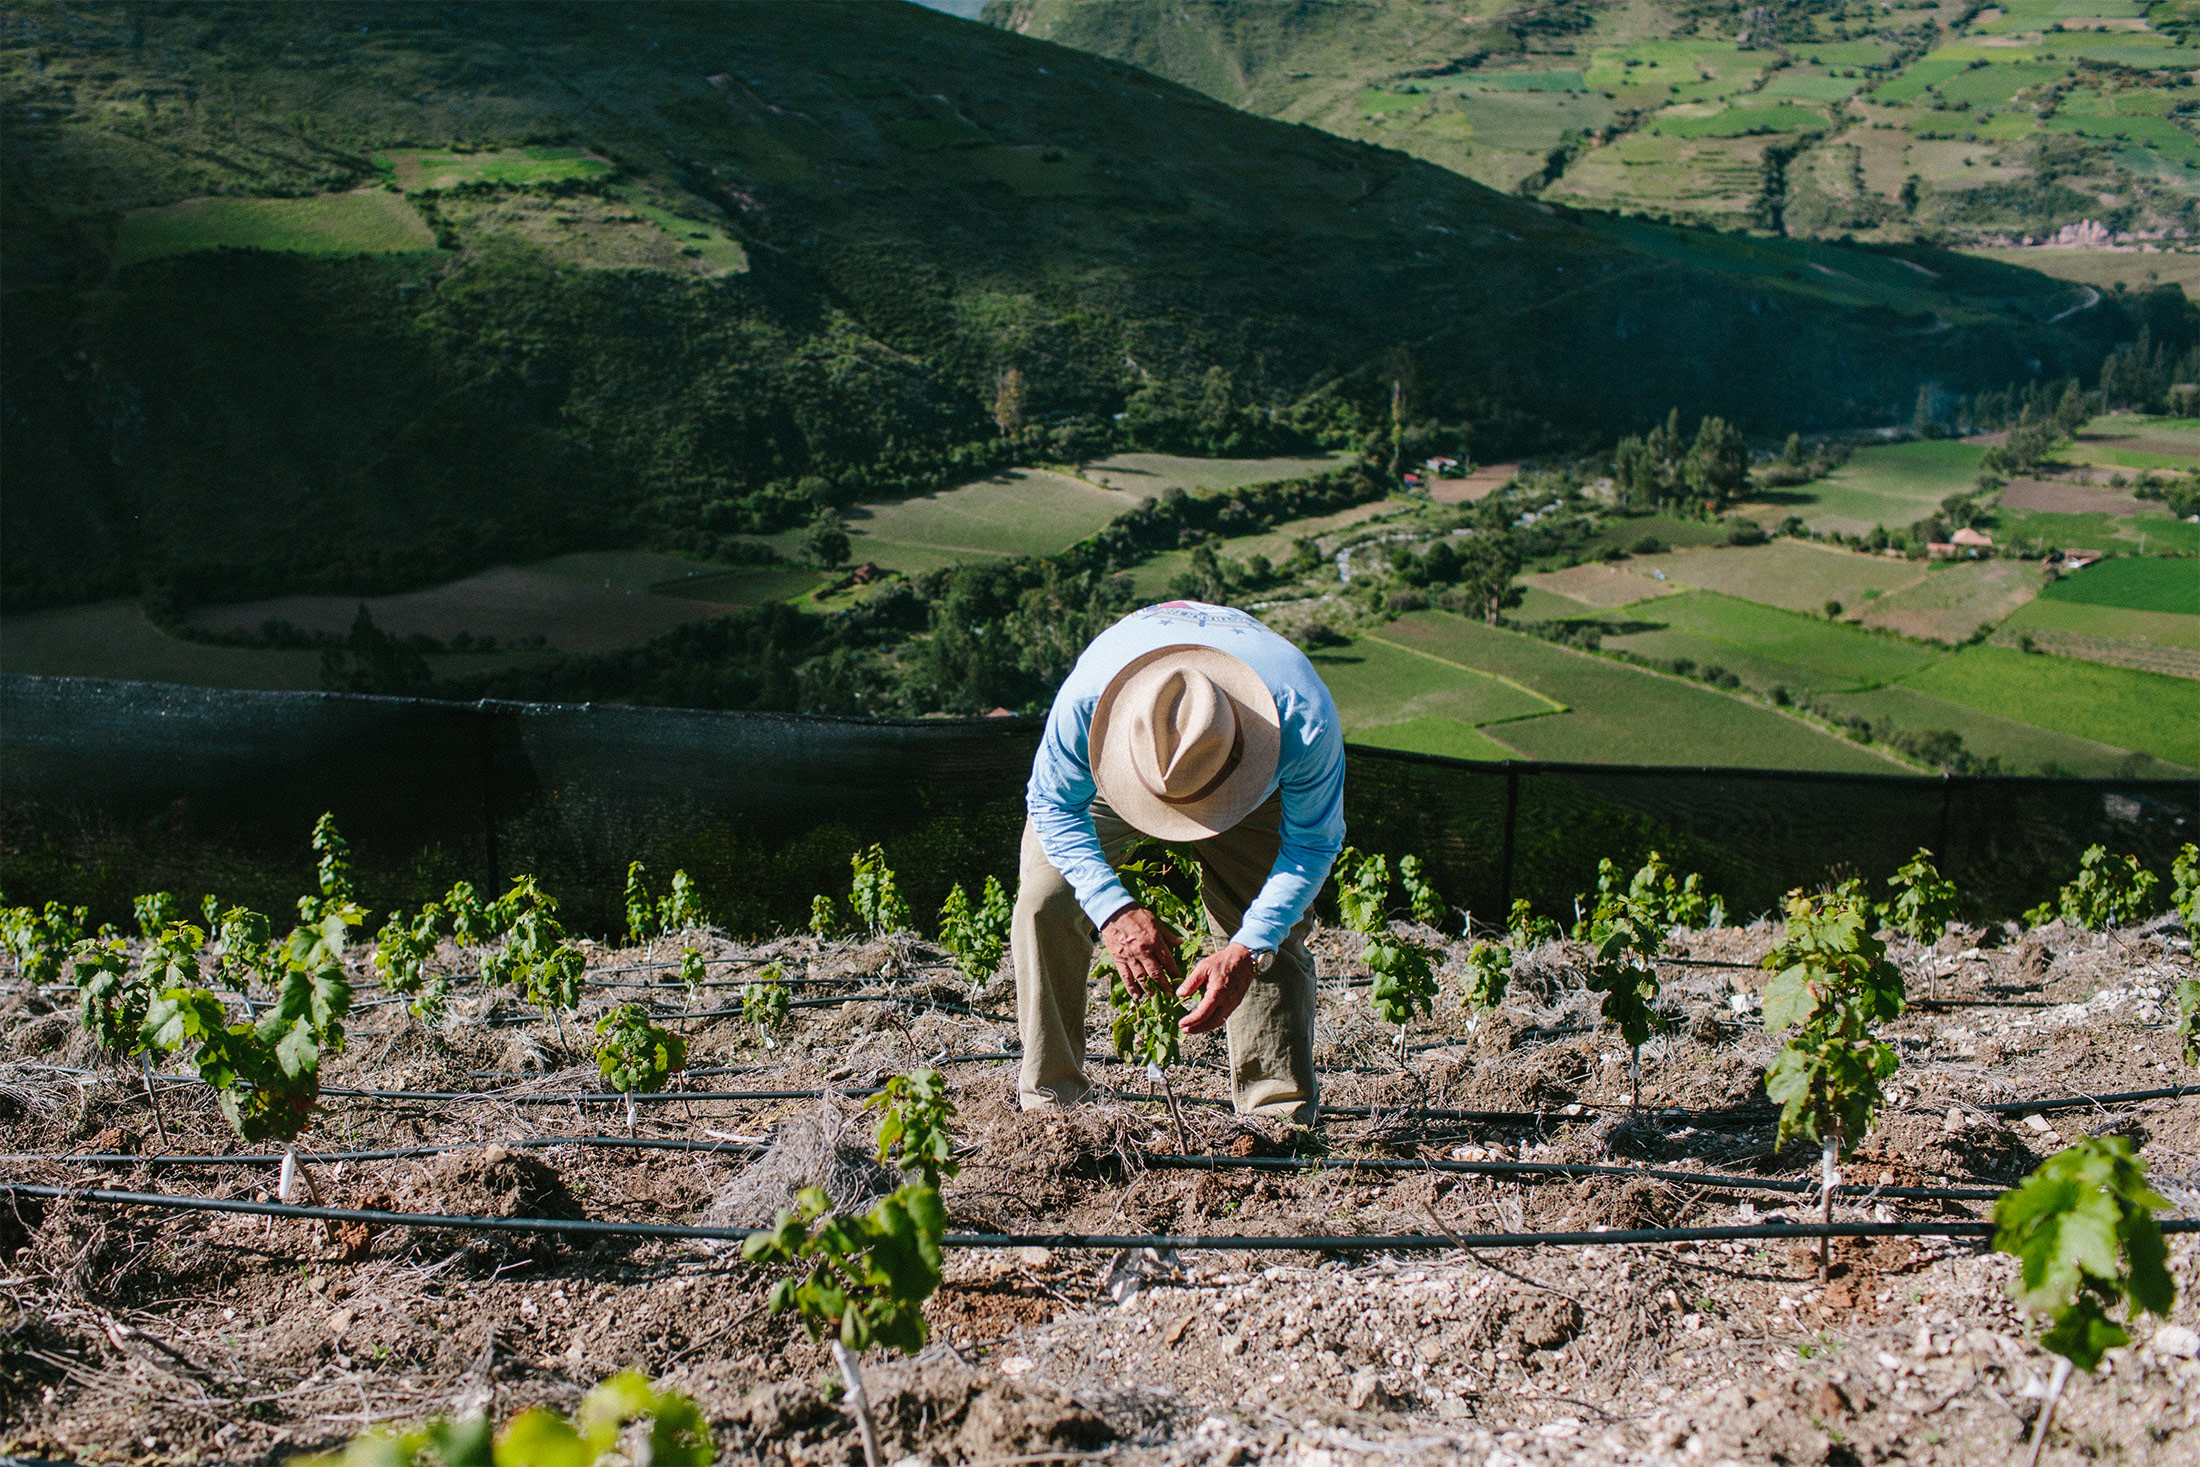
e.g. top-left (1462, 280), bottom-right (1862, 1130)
top-left (988, 0), bottom-right (2200, 273)
top-left (0, 0), bottom-right (2149, 616)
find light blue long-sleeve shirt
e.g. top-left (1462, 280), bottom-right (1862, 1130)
top-left (1026, 601), bottom-right (1346, 952)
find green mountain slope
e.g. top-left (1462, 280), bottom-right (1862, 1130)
top-left (0, 0), bottom-right (2144, 613)
top-left (987, 0), bottom-right (2200, 255)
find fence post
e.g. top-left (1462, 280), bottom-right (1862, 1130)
top-left (1497, 763), bottom-right (1521, 921)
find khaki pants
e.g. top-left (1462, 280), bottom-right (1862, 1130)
top-left (1012, 792), bottom-right (1318, 1125)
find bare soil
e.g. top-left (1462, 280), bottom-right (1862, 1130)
top-left (1, 913), bottom-right (2195, 1467)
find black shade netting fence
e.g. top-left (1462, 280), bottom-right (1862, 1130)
top-left (3, 675), bottom-right (2194, 936)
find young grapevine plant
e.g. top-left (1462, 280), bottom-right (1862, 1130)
top-left (1881, 847), bottom-right (1959, 944)
top-left (1575, 851), bottom-right (1723, 936)
top-left (0, 899), bottom-right (87, 985)
top-left (865, 1067), bottom-right (959, 1189)
top-left (742, 1184), bottom-right (947, 1355)
top-left (808, 893), bottom-right (839, 939)
top-left (937, 875), bottom-right (1012, 988)
top-left (298, 813), bottom-right (356, 923)
top-left (2170, 842), bottom-right (2197, 930)
top-left (1760, 886), bottom-right (1905, 1275)
top-left (373, 901), bottom-right (452, 1021)
top-left (143, 904), bottom-right (361, 1143)
top-left (1991, 1136), bottom-right (2175, 1462)
top-left (623, 862), bottom-right (710, 943)
top-left (1461, 939), bottom-right (1511, 1016)
top-left (740, 962), bottom-right (791, 1047)
top-left (296, 1370), bottom-right (713, 1467)
top-left (2029, 844), bottom-right (2160, 930)
top-left (1506, 898), bottom-right (1559, 948)
top-left (1336, 849), bottom-right (1439, 1051)
top-left (849, 845), bottom-right (914, 935)
top-left (594, 1003), bottom-right (687, 1134)
top-left (479, 877), bottom-right (587, 1034)
top-left (1399, 854), bottom-right (1446, 929)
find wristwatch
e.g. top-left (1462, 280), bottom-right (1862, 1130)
top-left (1247, 947), bottom-right (1277, 973)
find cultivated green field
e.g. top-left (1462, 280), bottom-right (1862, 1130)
top-left (2038, 555), bottom-right (2200, 612)
top-left (1309, 634), bottom-right (1556, 738)
top-left (381, 146), bottom-right (615, 191)
top-left (1627, 541), bottom-right (1927, 614)
top-left (116, 191), bottom-right (437, 265)
top-left (1757, 440), bottom-right (1986, 537)
top-left (1126, 499), bottom-right (1411, 598)
top-left (1808, 683), bottom-right (2182, 777)
top-left (1601, 591), bottom-right (1938, 693)
top-left (2002, 596), bottom-right (2200, 649)
top-left (1077, 452), bottom-right (1355, 496)
top-left (1901, 643), bottom-right (2200, 767)
top-left (1348, 716), bottom-right (1522, 763)
top-left (1377, 611), bottom-right (1899, 771)
top-left (818, 470), bottom-right (1137, 574)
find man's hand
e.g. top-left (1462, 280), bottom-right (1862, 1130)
top-left (1178, 943), bottom-right (1262, 1035)
top-left (1100, 905), bottom-right (1181, 997)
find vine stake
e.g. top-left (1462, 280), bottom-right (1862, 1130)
top-left (2026, 1356), bottom-right (2072, 1467)
top-left (830, 1339), bottom-right (884, 1467)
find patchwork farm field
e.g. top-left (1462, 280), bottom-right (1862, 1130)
top-left (1756, 441), bottom-right (1987, 539)
top-left (2039, 555), bottom-right (2200, 613)
top-left (3, 851), bottom-right (2194, 1467)
top-left (1600, 591), bottom-right (1940, 692)
top-left (768, 471), bottom-right (1138, 576)
top-left (115, 190), bottom-right (438, 264)
top-left (1623, 541), bottom-right (1929, 615)
top-left (1901, 643), bottom-right (2200, 768)
top-left (1376, 611), bottom-right (1900, 770)
top-left (1077, 452), bottom-right (1355, 496)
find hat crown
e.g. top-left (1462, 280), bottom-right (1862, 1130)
top-left (1129, 666), bottom-right (1237, 799)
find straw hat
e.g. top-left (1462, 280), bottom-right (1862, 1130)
top-left (1089, 644), bottom-right (1281, 842)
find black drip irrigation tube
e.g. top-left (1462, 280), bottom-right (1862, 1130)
top-left (482, 994), bottom-right (1012, 1028)
top-left (1, 1136), bottom-right (769, 1167)
top-left (318, 1085), bottom-right (885, 1105)
top-left (1147, 1152), bottom-right (2004, 1202)
top-left (9, 1182), bottom-right (2196, 1251)
top-left (3, 1142), bottom-right (2000, 1203)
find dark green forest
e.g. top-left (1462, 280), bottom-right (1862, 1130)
top-left (0, 0), bottom-right (2154, 618)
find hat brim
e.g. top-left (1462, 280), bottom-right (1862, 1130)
top-left (1090, 644), bottom-right (1281, 843)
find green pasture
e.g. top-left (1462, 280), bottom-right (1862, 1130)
top-left (2040, 36), bottom-right (2184, 66)
top-left (615, 189), bottom-right (751, 273)
top-left (1626, 541), bottom-right (1928, 614)
top-left (1993, 507), bottom-right (2200, 553)
top-left (534, 550), bottom-right (731, 592)
top-left (2038, 554), bottom-right (2200, 611)
top-left (1459, 91), bottom-right (1614, 150)
top-left (1542, 511), bottom-right (1732, 568)
top-left (1871, 60), bottom-right (1973, 102)
top-left (1311, 634), bottom-right (1557, 738)
top-left (1764, 439), bottom-right (1986, 536)
top-left (1936, 63), bottom-right (2067, 105)
top-left (1969, 0), bottom-right (2148, 32)
top-left (1376, 611), bottom-right (1899, 771)
top-left (1358, 88), bottom-right (1423, 115)
top-left (1077, 451), bottom-right (1353, 496)
top-left (1650, 103), bottom-right (1826, 137)
top-left (1899, 642), bottom-right (2200, 766)
top-left (2046, 113), bottom-right (2200, 164)
top-left (1585, 41), bottom-right (1767, 105)
top-left (1468, 70), bottom-right (1587, 92)
top-left (1762, 72), bottom-right (1868, 102)
top-left (2002, 594), bottom-right (2200, 647)
top-left (824, 470), bottom-right (1136, 574)
top-left (1348, 716), bottom-right (1520, 762)
top-left (1810, 684), bottom-right (2179, 776)
top-left (650, 566), bottom-right (831, 606)
top-left (1796, 41), bottom-right (1902, 67)
top-left (1600, 591), bottom-right (1940, 692)
top-left (381, 146), bottom-right (614, 191)
top-left (116, 191), bottom-right (437, 265)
